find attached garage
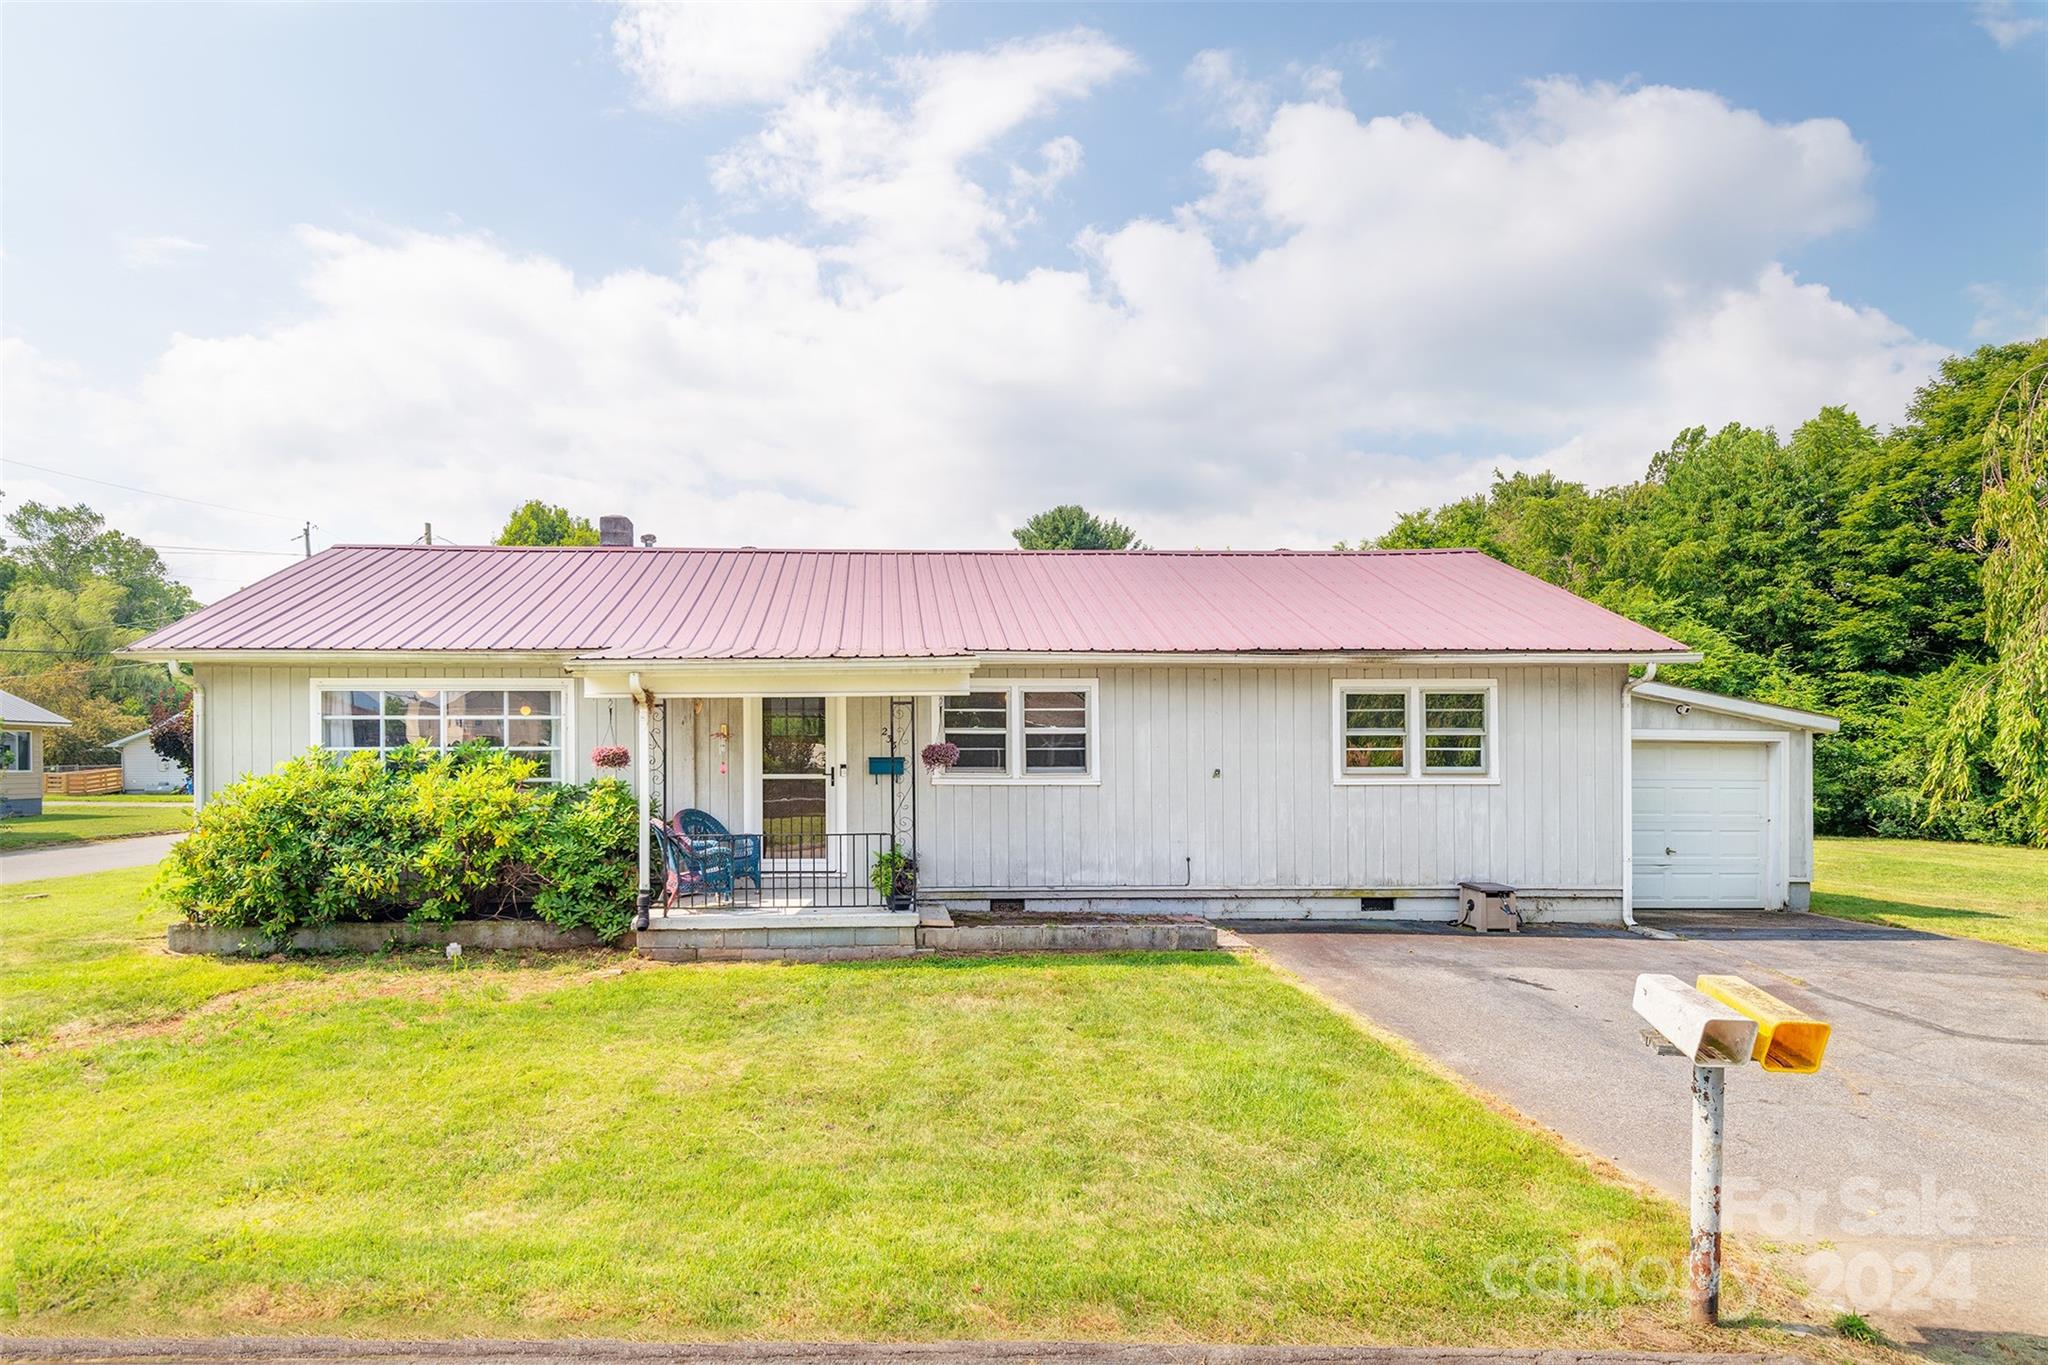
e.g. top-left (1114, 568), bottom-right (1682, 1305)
top-left (1628, 681), bottom-right (1838, 912)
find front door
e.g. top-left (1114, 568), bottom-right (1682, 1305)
top-left (760, 696), bottom-right (831, 868)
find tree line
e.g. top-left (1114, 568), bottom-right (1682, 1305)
top-left (1358, 340), bottom-right (2047, 846)
top-left (0, 503), bottom-right (196, 767)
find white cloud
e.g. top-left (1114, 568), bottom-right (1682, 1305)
top-left (1973, 0), bottom-right (2046, 48)
top-left (712, 28), bottom-right (1133, 276)
top-left (118, 234), bottom-right (208, 268)
top-left (1186, 46), bottom-right (1374, 136)
top-left (611, 0), bottom-right (924, 112)
top-left (1186, 50), bottom-right (1271, 135)
top-left (1965, 281), bottom-right (2048, 342)
top-left (5, 52), bottom-right (1950, 595)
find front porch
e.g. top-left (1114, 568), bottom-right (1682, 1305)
top-left (583, 666), bottom-right (956, 934)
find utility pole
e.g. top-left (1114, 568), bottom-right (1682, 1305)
top-left (299, 522), bottom-right (314, 558)
top-left (423, 522), bottom-right (434, 546)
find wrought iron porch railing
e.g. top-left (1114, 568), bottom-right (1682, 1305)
top-left (654, 830), bottom-right (908, 912)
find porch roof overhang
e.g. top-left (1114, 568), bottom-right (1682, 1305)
top-left (568, 655), bottom-right (981, 699)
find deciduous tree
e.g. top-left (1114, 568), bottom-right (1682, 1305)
top-left (495, 501), bottom-right (601, 546)
top-left (1011, 505), bottom-right (1146, 550)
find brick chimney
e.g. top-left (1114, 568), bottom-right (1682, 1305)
top-left (598, 515), bottom-right (634, 547)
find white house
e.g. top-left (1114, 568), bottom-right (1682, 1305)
top-left (109, 728), bottom-right (192, 794)
top-left (123, 528), bottom-right (1834, 931)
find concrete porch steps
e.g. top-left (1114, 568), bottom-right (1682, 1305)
top-left (635, 910), bottom-right (920, 963)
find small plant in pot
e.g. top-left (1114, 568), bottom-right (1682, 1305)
top-left (920, 742), bottom-right (959, 775)
top-left (869, 843), bottom-right (916, 909)
top-left (590, 745), bottom-right (631, 771)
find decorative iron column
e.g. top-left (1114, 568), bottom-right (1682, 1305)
top-left (648, 699), bottom-right (668, 815)
top-left (888, 697), bottom-right (917, 874)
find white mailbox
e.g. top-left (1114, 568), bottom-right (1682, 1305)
top-left (1632, 974), bottom-right (1759, 1067)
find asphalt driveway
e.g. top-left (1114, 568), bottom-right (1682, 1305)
top-left (1240, 912), bottom-right (2048, 1344)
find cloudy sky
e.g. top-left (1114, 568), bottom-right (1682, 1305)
top-left (2, 2), bottom-right (2043, 600)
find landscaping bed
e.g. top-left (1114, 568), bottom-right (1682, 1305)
top-left (168, 918), bottom-right (602, 956)
top-left (159, 745), bottom-right (638, 944)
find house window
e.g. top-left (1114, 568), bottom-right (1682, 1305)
top-left (1333, 680), bottom-right (1497, 783)
top-left (316, 685), bottom-right (565, 780)
top-left (2, 731), bottom-right (31, 772)
top-left (941, 691), bottom-right (1009, 771)
top-left (1022, 689), bottom-right (1088, 774)
top-left (936, 680), bottom-right (1096, 782)
top-left (1423, 690), bottom-right (1488, 773)
top-left (1341, 690), bottom-right (1407, 773)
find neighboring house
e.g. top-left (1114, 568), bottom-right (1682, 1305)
top-left (0, 689), bottom-right (72, 817)
top-left (122, 527), bottom-right (1836, 924)
top-left (109, 728), bottom-right (192, 794)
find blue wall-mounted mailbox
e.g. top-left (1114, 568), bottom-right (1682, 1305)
top-left (867, 755), bottom-right (907, 777)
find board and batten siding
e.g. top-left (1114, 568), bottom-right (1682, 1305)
top-left (904, 664), bottom-right (1628, 905)
top-left (1631, 693), bottom-right (1815, 890)
top-left (189, 662), bottom-right (630, 801)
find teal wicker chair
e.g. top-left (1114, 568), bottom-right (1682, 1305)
top-left (649, 819), bottom-right (735, 908)
top-left (673, 808), bottom-right (763, 887)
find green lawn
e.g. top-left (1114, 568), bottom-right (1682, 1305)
top-left (1813, 837), bottom-right (2048, 952)
top-left (0, 802), bottom-right (192, 851)
top-left (1, 868), bottom-right (1765, 1349)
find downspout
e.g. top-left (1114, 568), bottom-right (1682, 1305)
top-left (631, 673), bottom-right (652, 931)
top-left (1619, 662), bottom-right (1657, 930)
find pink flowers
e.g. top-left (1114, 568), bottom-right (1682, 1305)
top-left (590, 745), bottom-right (631, 770)
top-left (920, 741), bottom-right (960, 774)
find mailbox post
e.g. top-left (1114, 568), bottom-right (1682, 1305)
top-left (1688, 1063), bottom-right (1725, 1325)
top-left (1631, 972), bottom-right (1832, 1327)
top-left (1632, 974), bottom-right (1755, 1325)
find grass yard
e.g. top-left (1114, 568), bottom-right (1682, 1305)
top-left (0, 801), bottom-right (192, 851)
top-left (1813, 837), bottom-right (2048, 953)
top-left (1, 868), bottom-right (1799, 1351)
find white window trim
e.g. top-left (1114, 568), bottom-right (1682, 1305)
top-left (308, 678), bottom-right (575, 781)
top-left (2, 730), bottom-right (32, 773)
top-left (1331, 678), bottom-right (1502, 786)
top-left (931, 678), bottom-right (1101, 786)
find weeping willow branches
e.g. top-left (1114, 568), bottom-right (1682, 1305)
top-left (1925, 356), bottom-right (2048, 844)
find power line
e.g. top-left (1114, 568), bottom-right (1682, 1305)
top-left (143, 543), bottom-right (300, 557)
top-left (6, 459), bottom-right (303, 523)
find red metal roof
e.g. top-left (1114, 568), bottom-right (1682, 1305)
top-left (128, 546), bottom-right (1691, 658)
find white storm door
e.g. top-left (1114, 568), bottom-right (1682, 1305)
top-left (759, 696), bottom-right (837, 870)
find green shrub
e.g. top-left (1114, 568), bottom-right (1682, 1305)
top-left (158, 747), bottom-right (639, 942)
top-left (529, 778), bottom-right (640, 942)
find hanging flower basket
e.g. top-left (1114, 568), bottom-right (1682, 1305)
top-left (590, 745), bottom-right (631, 770)
top-left (920, 741), bottom-right (960, 774)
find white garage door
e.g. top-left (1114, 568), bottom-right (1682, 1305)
top-left (1633, 741), bottom-right (1769, 909)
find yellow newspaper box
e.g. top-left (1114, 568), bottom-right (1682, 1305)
top-left (1696, 975), bottom-right (1831, 1073)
